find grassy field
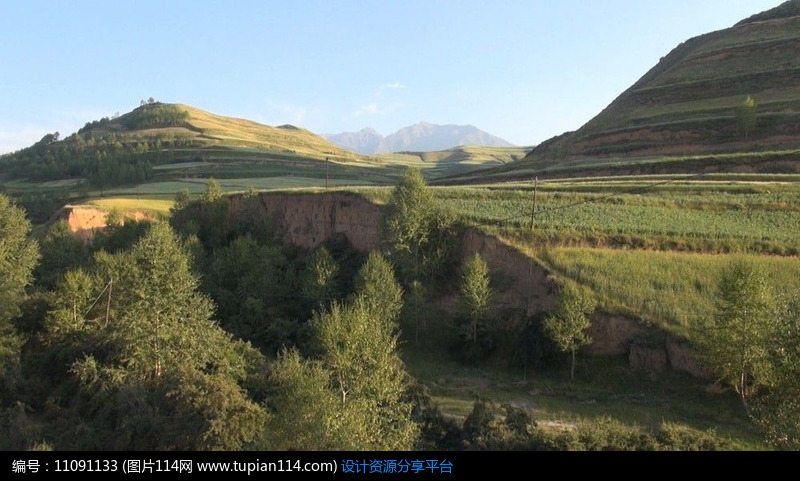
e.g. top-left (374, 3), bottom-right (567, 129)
top-left (88, 197), bottom-right (174, 216)
top-left (421, 177), bottom-right (800, 336)
top-left (534, 247), bottom-right (800, 335)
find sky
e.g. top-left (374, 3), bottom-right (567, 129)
top-left (0, 0), bottom-right (785, 153)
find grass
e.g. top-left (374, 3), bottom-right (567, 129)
top-left (534, 248), bottom-right (800, 336)
top-left (87, 197), bottom-right (174, 216)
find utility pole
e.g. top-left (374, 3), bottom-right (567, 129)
top-left (325, 157), bottom-right (330, 189)
top-left (526, 177), bottom-right (538, 331)
top-left (529, 176), bottom-right (538, 232)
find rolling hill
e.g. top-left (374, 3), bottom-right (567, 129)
top-left (77, 102), bottom-right (362, 161)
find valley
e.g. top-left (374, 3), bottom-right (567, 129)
top-left (1, 1), bottom-right (800, 452)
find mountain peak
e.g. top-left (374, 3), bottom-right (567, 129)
top-left (325, 122), bottom-right (513, 155)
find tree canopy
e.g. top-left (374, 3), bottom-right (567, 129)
top-left (41, 222), bottom-right (267, 449)
top-left (0, 194), bottom-right (39, 397)
top-left (0, 194), bottom-right (40, 324)
top-left (353, 251), bottom-right (404, 329)
top-left (267, 278), bottom-right (418, 450)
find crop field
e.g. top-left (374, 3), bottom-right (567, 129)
top-left (447, 149), bottom-right (800, 184)
top-left (430, 177), bottom-right (800, 254)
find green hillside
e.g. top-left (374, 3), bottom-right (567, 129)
top-left (0, 102), bottom-right (376, 190)
top-left (452, 1), bottom-right (800, 183)
top-left (551, 0), bottom-right (800, 159)
top-left (81, 102), bottom-right (362, 161)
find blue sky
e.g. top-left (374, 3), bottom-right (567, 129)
top-left (0, 0), bottom-right (784, 153)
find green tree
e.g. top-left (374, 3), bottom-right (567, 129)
top-left (312, 298), bottom-right (419, 450)
top-left (382, 168), bottom-right (458, 283)
top-left (244, 185), bottom-right (259, 198)
top-left (0, 194), bottom-right (40, 324)
top-left (202, 178), bottom-right (223, 203)
top-left (171, 188), bottom-right (191, 213)
top-left (543, 285), bottom-right (596, 381)
top-left (352, 251), bottom-right (403, 329)
top-left (694, 261), bottom-right (777, 409)
top-left (405, 279), bottom-right (427, 346)
top-left (751, 297), bottom-right (800, 449)
top-left (206, 234), bottom-right (295, 352)
top-left (106, 208), bottom-right (124, 227)
top-left (736, 95), bottom-right (757, 141)
top-left (266, 293), bottom-right (418, 450)
top-left (460, 253), bottom-right (493, 345)
top-left (265, 349), bottom-right (344, 450)
top-left (0, 194), bottom-right (39, 395)
top-left (43, 222), bottom-right (268, 449)
top-left (35, 220), bottom-right (89, 289)
top-left (302, 246), bottom-right (339, 308)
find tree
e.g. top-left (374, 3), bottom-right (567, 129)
top-left (543, 284), bottom-right (596, 381)
top-left (352, 251), bottom-right (403, 329)
top-left (736, 95), bottom-right (757, 141)
top-left (202, 178), bottom-right (223, 203)
top-left (694, 261), bottom-right (777, 409)
top-left (0, 194), bottom-right (39, 395)
top-left (459, 253), bottom-right (493, 346)
top-left (751, 297), bottom-right (800, 449)
top-left (267, 293), bottom-right (419, 450)
top-left (302, 246), bottom-right (339, 308)
top-left (0, 194), bottom-right (40, 324)
top-left (42, 222), bottom-right (268, 449)
top-left (35, 220), bottom-right (89, 289)
top-left (265, 349), bottom-right (344, 450)
top-left (106, 208), bottom-right (124, 227)
top-left (171, 188), bottom-right (191, 213)
top-left (310, 298), bottom-right (418, 450)
top-left (382, 168), bottom-right (459, 283)
top-left (383, 168), bottom-right (434, 280)
top-left (244, 185), bottom-right (259, 198)
top-left (405, 279), bottom-right (427, 345)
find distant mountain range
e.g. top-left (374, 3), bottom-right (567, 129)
top-left (325, 122), bottom-right (513, 155)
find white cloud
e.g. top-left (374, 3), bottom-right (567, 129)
top-left (375, 82), bottom-right (406, 97)
top-left (381, 82), bottom-right (405, 90)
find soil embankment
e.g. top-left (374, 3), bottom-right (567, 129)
top-left (67, 192), bottom-right (705, 375)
